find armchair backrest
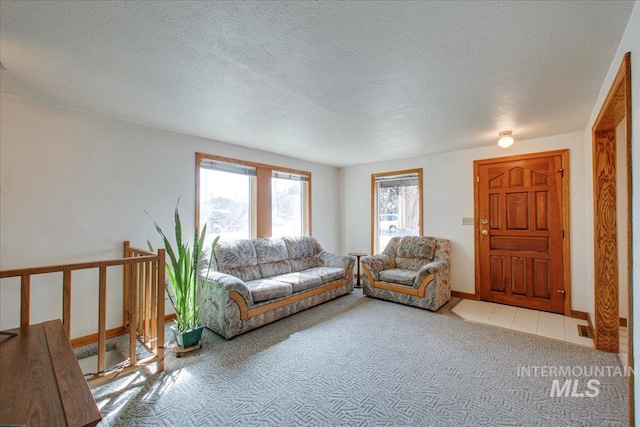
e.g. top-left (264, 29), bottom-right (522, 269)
top-left (382, 236), bottom-right (450, 271)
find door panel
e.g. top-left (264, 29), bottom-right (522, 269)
top-left (476, 153), bottom-right (565, 314)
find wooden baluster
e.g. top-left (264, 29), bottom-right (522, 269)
top-left (123, 241), bottom-right (131, 330)
top-left (150, 258), bottom-right (158, 352)
top-left (145, 261), bottom-right (151, 345)
top-left (138, 262), bottom-right (143, 342)
top-left (20, 275), bottom-right (30, 327)
top-left (97, 267), bottom-right (107, 377)
top-left (62, 270), bottom-right (71, 338)
top-left (129, 262), bottom-right (138, 367)
top-left (157, 250), bottom-right (165, 373)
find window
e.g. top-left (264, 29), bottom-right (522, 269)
top-left (371, 169), bottom-right (423, 254)
top-left (197, 156), bottom-right (256, 242)
top-left (271, 171), bottom-right (310, 237)
top-left (196, 153), bottom-right (311, 241)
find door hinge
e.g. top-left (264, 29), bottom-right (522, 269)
top-left (562, 230), bottom-right (565, 238)
top-left (476, 176), bottom-right (480, 182)
top-left (556, 169), bottom-right (564, 177)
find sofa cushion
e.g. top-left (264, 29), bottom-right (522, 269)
top-left (282, 236), bottom-right (322, 271)
top-left (253, 238), bottom-right (292, 277)
top-left (303, 266), bottom-right (346, 283)
top-left (245, 279), bottom-right (293, 303)
top-left (272, 272), bottom-right (323, 292)
top-left (259, 261), bottom-right (292, 278)
top-left (214, 239), bottom-right (261, 281)
top-left (395, 236), bottom-right (436, 270)
top-left (215, 239), bottom-right (258, 269)
top-left (379, 268), bottom-right (417, 286)
top-left (254, 238), bottom-right (289, 263)
top-left (289, 256), bottom-right (318, 272)
top-left (282, 236), bottom-right (322, 258)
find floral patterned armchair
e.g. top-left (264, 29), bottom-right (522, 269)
top-left (361, 236), bottom-right (451, 311)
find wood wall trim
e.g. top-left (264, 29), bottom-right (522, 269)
top-left (571, 310), bottom-right (594, 337)
top-left (451, 291), bottom-right (477, 300)
top-left (256, 167), bottom-right (273, 238)
top-left (473, 149), bottom-right (571, 166)
top-left (561, 150), bottom-right (572, 316)
top-left (570, 310), bottom-right (589, 321)
top-left (590, 52), bottom-right (632, 426)
top-left (196, 152), bottom-right (312, 177)
top-left (591, 53), bottom-right (632, 354)
top-left (70, 313), bottom-right (176, 348)
top-left (592, 129), bottom-right (619, 352)
top-left (473, 161), bottom-right (481, 298)
top-left (70, 326), bottom-right (126, 348)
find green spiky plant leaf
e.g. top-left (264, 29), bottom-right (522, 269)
top-left (146, 198), bottom-right (219, 334)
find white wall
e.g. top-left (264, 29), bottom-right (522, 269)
top-left (0, 94), bottom-right (340, 337)
top-left (339, 131), bottom-right (589, 311)
top-left (585, 1), bottom-right (638, 421)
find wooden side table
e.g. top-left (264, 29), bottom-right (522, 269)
top-left (348, 252), bottom-right (368, 288)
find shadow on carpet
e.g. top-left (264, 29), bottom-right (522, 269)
top-left (92, 292), bottom-right (628, 426)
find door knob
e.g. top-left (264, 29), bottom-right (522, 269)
top-left (481, 230), bottom-right (488, 235)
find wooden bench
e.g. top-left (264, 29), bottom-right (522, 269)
top-left (0, 320), bottom-right (102, 427)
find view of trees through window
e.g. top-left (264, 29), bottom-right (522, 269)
top-left (198, 160), bottom-right (255, 244)
top-left (272, 173), bottom-right (308, 237)
top-left (196, 153), bottom-right (310, 242)
top-left (372, 169), bottom-right (423, 253)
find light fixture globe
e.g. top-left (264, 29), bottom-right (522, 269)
top-left (498, 131), bottom-right (514, 148)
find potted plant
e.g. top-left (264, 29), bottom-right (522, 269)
top-left (147, 200), bottom-right (218, 349)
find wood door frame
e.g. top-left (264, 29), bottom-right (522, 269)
top-left (591, 52), bottom-right (632, 423)
top-left (473, 149), bottom-right (572, 316)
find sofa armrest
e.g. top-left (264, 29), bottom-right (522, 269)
top-left (361, 253), bottom-right (395, 280)
top-left (319, 251), bottom-right (356, 272)
top-left (201, 270), bottom-right (254, 306)
top-left (414, 259), bottom-right (449, 288)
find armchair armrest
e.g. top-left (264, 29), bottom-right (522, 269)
top-left (319, 251), bottom-right (355, 272)
top-left (414, 259), bottom-right (449, 288)
top-left (361, 253), bottom-right (395, 281)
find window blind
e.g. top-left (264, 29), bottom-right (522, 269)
top-left (374, 173), bottom-right (419, 188)
top-left (200, 159), bottom-right (256, 176)
top-left (272, 171), bottom-right (310, 182)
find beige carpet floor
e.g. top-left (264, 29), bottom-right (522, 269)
top-left (91, 291), bottom-right (628, 426)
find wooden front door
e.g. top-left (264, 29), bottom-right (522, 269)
top-left (474, 151), bottom-right (568, 314)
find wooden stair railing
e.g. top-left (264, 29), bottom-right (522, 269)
top-left (0, 241), bottom-right (165, 385)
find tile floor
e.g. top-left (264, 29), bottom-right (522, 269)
top-left (452, 299), bottom-right (594, 348)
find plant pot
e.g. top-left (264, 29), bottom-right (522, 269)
top-left (171, 323), bottom-right (204, 348)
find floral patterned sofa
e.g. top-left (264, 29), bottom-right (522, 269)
top-left (361, 236), bottom-right (451, 311)
top-left (200, 236), bottom-right (355, 339)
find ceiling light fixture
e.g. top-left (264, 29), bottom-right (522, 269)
top-left (498, 130), bottom-right (514, 148)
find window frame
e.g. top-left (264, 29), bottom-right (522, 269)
top-left (195, 152), bottom-right (312, 238)
top-left (370, 168), bottom-right (423, 254)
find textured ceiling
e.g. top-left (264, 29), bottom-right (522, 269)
top-left (0, 1), bottom-right (635, 167)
